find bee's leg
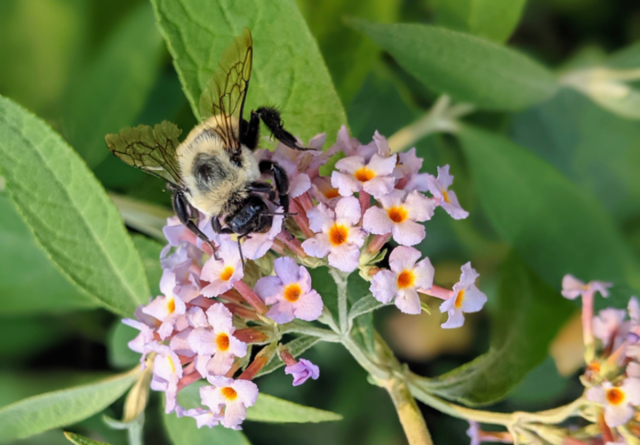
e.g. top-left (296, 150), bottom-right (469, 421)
top-left (259, 160), bottom-right (290, 213)
top-left (172, 191), bottom-right (217, 258)
top-left (211, 216), bottom-right (234, 234)
top-left (249, 181), bottom-right (276, 202)
top-left (253, 107), bottom-right (313, 151)
top-left (240, 113), bottom-right (260, 150)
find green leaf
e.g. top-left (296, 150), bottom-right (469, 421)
top-left (458, 125), bottom-right (640, 306)
top-left (0, 96), bottom-right (150, 317)
top-left (433, 0), bottom-right (527, 43)
top-left (150, 0), bottom-right (347, 145)
top-left (0, 193), bottom-right (96, 314)
top-left (0, 369), bottom-right (138, 442)
top-left (349, 19), bottom-right (558, 111)
top-left (296, 0), bottom-right (401, 105)
top-left (409, 253), bottom-right (574, 406)
top-left (63, 432), bottom-right (113, 445)
top-left (132, 234), bottom-right (163, 296)
top-left (256, 335), bottom-right (320, 378)
top-left (348, 295), bottom-right (388, 321)
top-left (107, 322), bottom-right (140, 370)
top-left (62, 3), bottom-right (164, 167)
top-left (247, 394), bottom-right (342, 423)
top-left (347, 274), bottom-right (375, 356)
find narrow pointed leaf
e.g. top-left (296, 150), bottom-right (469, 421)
top-left (0, 96), bottom-right (149, 317)
top-left (64, 432), bottom-right (114, 445)
top-left (246, 394), bottom-right (342, 423)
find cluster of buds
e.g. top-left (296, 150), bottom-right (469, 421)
top-left (123, 127), bottom-right (488, 430)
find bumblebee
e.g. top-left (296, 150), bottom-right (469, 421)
top-left (106, 28), bottom-right (308, 260)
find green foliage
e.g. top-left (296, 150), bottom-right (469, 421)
top-left (63, 432), bottom-right (113, 445)
top-left (433, 0), bottom-right (527, 43)
top-left (149, 0), bottom-right (347, 145)
top-left (163, 411), bottom-right (251, 445)
top-left (349, 19), bottom-right (558, 111)
top-left (0, 96), bottom-right (149, 317)
top-left (256, 335), bottom-right (321, 377)
top-left (132, 234), bottom-right (164, 296)
top-left (247, 394), bottom-right (343, 423)
top-left (107, 322), bottom-right (140, 370)
top-left (458, 125), bottom-right (640, 306)
top-left (0, 370), bottom-right (138, 442)
top-left (62, 3), bottom-right (164, 168)
top-left (410, 253), bottom-right (574, 406)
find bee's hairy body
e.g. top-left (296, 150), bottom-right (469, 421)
top-left (178, 116), bottom-right (260, 218)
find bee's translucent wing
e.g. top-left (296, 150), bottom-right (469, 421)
top-left (199, 27), bottom-right (253, 154)
top-left (105, 121), bottom-right (184, 187)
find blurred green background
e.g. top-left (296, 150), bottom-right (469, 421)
top-left (1, 0), bottom-right (639, 444)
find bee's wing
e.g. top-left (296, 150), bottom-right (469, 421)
top-left (198, 27), bottom-right (253, 155)
top-left (105, 121), bottom-right (184, 188)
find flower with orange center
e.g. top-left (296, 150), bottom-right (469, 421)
top-left (142, 269), bottom-right (187, 340)
top-left (364, 190), bottom-right (435, 246)
top-left (371, 246), bottom-right (434, 315)
top-left (302, 197), bottom-right (367, 273)
top-left (587, 379), bottom-right (640, 427)
top-left (201, 376), bottom-right (259, 429)
top-left (331, 153), bottom-right (397, 199)
top-left (188, 303), bottom-right (247, 377)
top-left (439, 262), bottom-right (487, 329)
top-left (426, 165), bottom-right (469, 220)
top-left (148, 344), bottom-right (183, 414)
top-left (255, 257), bottom-right (323, 324)
top-left (201, 240), bottom-right (243, 297)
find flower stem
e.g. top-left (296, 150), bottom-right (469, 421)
top-left (329, 268), bottom-right (350, 334)
top-left (382, 377), bottom-right (434, 445)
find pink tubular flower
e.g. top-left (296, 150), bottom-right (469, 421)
top-left (177, 407), bottom-right (221, 428)
top-left (394, 148), bottom-right (430, 193)
top-left (200, 240), bottom-right (243, 297)
top-left (586, 379), bottom-right (640, 427)
top-left (241, 209), bottom-right (284, 261)
top-left (370, 246), bottom-right (434, 315)
top-left (285, 358), bottom-right (320, 386)
top-left (363, 190), bottom-right (436, 246)
top-left (426, 165), bottom-right (468, 220)
top-left (331, 153), bottom-right (397, 199)
top-left (254, 257), bottom-right (323, 323)
top-left (200, 376), bottom-right (259, 429)
top-left (302, 197), bottom-right (367, 272)
top-left (188, 303), bottom-right (247, 377)
top-left (593, 308), bottom-right (627, 346)
top-left (310, 176), bottom-right (342, 206)
top-left (466, 421), bottom-right (481, 445)
top-left (122, 305), bottom-right (158, 365)
top-left (439, 262), bottom-right (487, 329)
top-left (148, 344), bottom-right (183, 414)
top-left (142, 270), bottom-right (187, 339)
top-left (561, 275), bottom-right (612, 300)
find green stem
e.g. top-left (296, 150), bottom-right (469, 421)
top-left (383, 378), bottom-right (434, 445)
top-left (329, 268), bottom-right (350, 334)
top-left (279, 320), bottom-right (341, 342)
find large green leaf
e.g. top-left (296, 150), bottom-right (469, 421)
top-left (510, 89), bottom-right (640, 222)
top-left (62, 3), bottom-right (164, 168)
top-left (0, 193), bottom-right (96, 314)
top-left (0, 369), bottom-right (138, 442)
top-left (433, 0), bottom-right (527, 43)
top-left (349, 19), bottom-right (558, 111)
top-left (132, 234), bottom-right (163, 297)
top-left (150, 0), bottom-right (346, 145)
top-left (296, 0), bottom-right (400, 105)
top-left (409, 253), bottom-right (574, 406)
top-left (458, 126), bottom-right (640, 306)
top-left (0, 96), bottom-right (149, 317)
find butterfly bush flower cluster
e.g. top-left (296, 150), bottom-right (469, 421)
top-left (123, 126), bottom-right (487, 430)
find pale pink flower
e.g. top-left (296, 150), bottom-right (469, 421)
top-left (241, 208), bottom-right (284, 260)
top-left (561, 275), bottom-right (612, 300)
top-left (628, 362), bottom-right (640, 378)
top-left (629, 296), bottom-right (639, 325)
top-left (122, 305), bottom-right (158, 366)
top-left (586, 379), bottom-right (640, 427)
top-left (426, 165), bottom-right (468, 220)
top-left (310, 176), bottom-right (342, 206)
top-left (254, 257), bottom-right (323, 324)
top-left (200, 240), bottom-right (243, 297)
top-left (285, 358), bottom-right (320, 386)
top-left (302, 197), bottom-right (367, 272)
top-left (593, 308), bottom-right (627, 346)
top-left (466, 421), bottom-right (481, 445)
top-left (370, 246), bottom-right (434, 315)
top-left (331, 154), bottom-right (397, 199)
top-left (142, 270), bottom-right (187, 339)
top-left (177, 407), bottom-right (221, 428)
top-left (148, 343), bottom-right (182, 414)
top-left (200, 376), bottom-right (259, 429)
top-left (332, 125), bottom-right (377, 161)
top-left (363, 190), bottom-right (435, 246)
top-left (439, 263), bottom-right (487, 329)
top-left (394, 148), bottom-right (430, 193)
top-left (188, 303), bottom-right (247, 377)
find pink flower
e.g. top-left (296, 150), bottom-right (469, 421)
top-left (241, 208), bottom-right (284, 260)
top-left (561, 275), bottom-right (612, 300)
top-left (439, 263), bottom-right (487, 329)
top-left (394, 148), bottom-right (430, 193)
top-left (122, 305), bottom-right (158, 366)
top-left (285, 358), bottom-right (320, 386)
top-left (628, 362), bottom-right (640, 378)
top-left (629, 296), bottom-right (639, 325)
top-left (200, 240), bottom-right (243, 297)
top-left (426, 165), bottom-right (468, 220)
top-left (188, 303), bottom-right (247, 377)
top-left (142, 270), bottom-right (187, 339)
top-left (331, 154), bottom-right (397, 199)
top-left (148, 344), bottom-right (182, 414)
top-left (363, 190), bottom-right (435, 246)
top-left (177, 407), bottom-right (221, 428)
top-left (586, 379), bottom-right (640, 427)
top-left (593, 308), bottom-right (627, 346)
top-left (200, 376), bottom-right (259, 429)
top-left (310, 176), bottom-right (342, 206)
top-left (370, 246), bottom-right (434, 315)
top-left (302, 197), bottom-right (367, 272)
top-left (332, 125), bottom-right (377, 161)
top-left (466, 421), bottom-right (481, 445)
top-left (254, 257), bottom-right (323, 323)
